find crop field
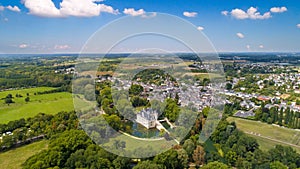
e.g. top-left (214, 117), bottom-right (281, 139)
top-left (227, 117), bottom-right (300, 153)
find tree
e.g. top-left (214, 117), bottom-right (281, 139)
top-left (202, 107), bottom-right (210, 118)
top-left (237, 135), bottom-right (259, 152)
top-left (202, 161), bottom-right (230, 169)
top-left (154, 149), bottom-right (183, 169)
top-left (104, 114), bottom-right (122, 131)
top-left (225, 150), bottom-right (237, 166)
top-left (113, 156), bottom-right (131, 169)
top-left (279, 107), bottom-right (284, 126)
top-left (176, 149), bottom-right (189, 168)
top-left (5, 97), bottom-right (13, 105)
top-left (133, 160), bottom-right (164, 169)
top-left (193, 145), bottom-right (205, 166)
top-left (226, 83), bottom-right (233, 90)
top-left (129, 84), bottom-right (144, 96)
top-left (268, 145), bottom-right (300, 168)
top-left (270, 161), bottom-right (288, 169)
top-left (183, 139), bottom-right (195, 157)
top-left (130, 96), bottom-right (148, 107)
top-left (6, 94), bottom-right (13, 98)
top-left (163, 98), bottom-right (180, 121)
top-left (25, 97), bottom-right (30, 102)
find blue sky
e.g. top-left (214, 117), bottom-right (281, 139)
top-left (0, 0), bottom-right (300, 53)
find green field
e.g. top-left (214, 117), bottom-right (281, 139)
top-left (0, 87), bottom-right (75, 124)
top-left (227, 117), bottom-right (300, 153)
top-left (103, 133), bottom-right (177, 158)
top-left (0, 140), bottom-right (48, 169)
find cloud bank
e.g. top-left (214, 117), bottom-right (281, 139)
top-left (222, 6), bottom-right (287, 20)
top-left (22, 0), bottom-right (119, 17)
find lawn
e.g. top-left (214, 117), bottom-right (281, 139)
top-left (0, 87), bottom-right (75, 124)
top-left (0, 140), bottom-right (48, 169)
top-left (103, 133), bottom-right (177, 158)
top-left (227, 117), bottom-right (300, 153)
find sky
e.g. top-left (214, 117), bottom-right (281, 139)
top-left (0, 0), bottom-right (300, 54)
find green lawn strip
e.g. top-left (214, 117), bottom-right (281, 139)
top-left (103, 133), bottom-right (177, 156)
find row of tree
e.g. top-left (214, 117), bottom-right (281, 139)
top-left (255, 105), bottom-right (300, 129)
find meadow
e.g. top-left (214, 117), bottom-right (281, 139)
top-left (227, 117), bottom-right (300, 153)
top-left (0, 140), bottom-right (48, 169)
top-left (0, 87), bottom-right (74, 124)
top-left (103, 133), bottom-right (177, 158)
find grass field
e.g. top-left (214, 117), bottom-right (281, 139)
top-left (227, 117), bottom-right (300, 153)
top-left (0, 87), bottom-right (75, 124)
top-left (103, 133), bottom-right (177, 158)
top-left (0, 140), bottom-right (48, 169)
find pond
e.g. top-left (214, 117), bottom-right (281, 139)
top-left (130, 123), bottom-right (161, 138)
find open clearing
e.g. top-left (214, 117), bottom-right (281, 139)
top-left (0, 140), bottom-right (48, 169)
top-left (103, 133), bottom-right (177, 157)
top-left (0, 87), bottom-right (74, 124)
top-left (227, 117), bottom-right (300, 153)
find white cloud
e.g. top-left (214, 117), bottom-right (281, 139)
top-left (297, 24), bottom-right (300, 28)
top-left (236, 32), bottom-right (245, 39)
top-left (22, 0), bottom-right (119, 18)
top-left (221, 11), bottom-right (229, 16)
top-left (123, 8), bottom-right (145, 16)
top-left (19, 44), bottom-right (28, 49)
top-left (183, 11), bottom-right (197, 17)
top-left (270, 6), bottom-right (287, 13)
top-left (98, 4), bottom-right (119, 14)
top-left (231, 9), bottom-right (249, 19)
top-left (0, 5), bottom-right (21, 12)
top-left (6, 5), bottom-right (21, 12)
top-left (197, 26), bottom-right (204, 31)
top-left (60, 0), bottom-right (119, 17)
top-left (246, 45), bottom-right (251, 50)
top-left (259, 45), bottom-right (264, 49)
top-left (54, 45), bottom-right (71, 50)
top-left (224, 7), bottom-right (272, 20)
top-left (22, 0), bottom-right (62, 17)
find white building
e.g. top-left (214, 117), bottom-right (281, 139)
top-left (136, 108), bottom-right (158, 129)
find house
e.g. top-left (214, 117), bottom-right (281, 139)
top-left (234, 110), bottom-right (255, 118)
top-left (257, 95), bottom-right (271, 101)
top-left (136, 108), bottom-right (158, 129)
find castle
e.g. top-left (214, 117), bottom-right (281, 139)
top-left (136, 108), bottom-right (158, 129)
